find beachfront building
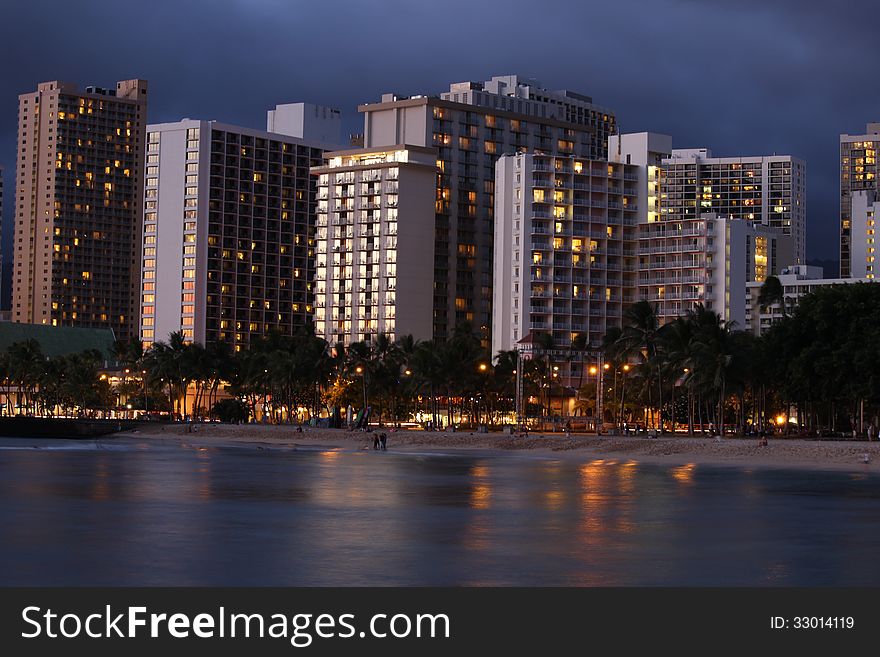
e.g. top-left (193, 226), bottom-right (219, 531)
top-left (140, 115), bottom-right (330, 350)
top-left (359, 75), bottom-right (616, 343)
top-left (638, 213), bottom-right (792, 327)
top-left (659, 148), bottom-right (806, 265)
top-left (492, 153), bottom-right (641, 386)
top-left (839, 123), bottom-right (880, 277)
top-left (745, 264), bottom-right (879, 336)
top-left (12, 79), bottom-right (148, 339)
top-left (311, 146), bottom-right (436, 346)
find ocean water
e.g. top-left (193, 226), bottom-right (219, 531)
top-left (1, 438), bottom-right (879, 586)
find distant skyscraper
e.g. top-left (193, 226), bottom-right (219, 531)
top-left (312, 146), bottom-right (437, 346)
top-left (12, 79), bottom-right (147, 338)
top-left (359, 75), bottom-right (616, 343)
top-left (659, 149), bottom-right (806, 265)
top-left (839, 123), bottom-right (880, 277)
top-left (140, 118), bottom-right (324, 350)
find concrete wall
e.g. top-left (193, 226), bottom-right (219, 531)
top-left (394, 162), bottom-right (437, 342)
top-left (267, 102), bottom-right (343, 149)
top-left (364, 104), bottom-right (430, 149)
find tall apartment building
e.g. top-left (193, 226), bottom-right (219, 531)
top-left (12, 79), bottom-right (147, 338)
top-left (359, 75), bottom-right (616, 342)
top-left (745, 265), bottom-right (877, 336)
top-left (659, 149), bottom-right (806, 265)
top-left (311, 146), bottom-right (436, 345)
top-left (840, 123), bottom-right (880, 277)
top-left (850, 189), bottom-right (879, 279)
top-left (492, 153), bottom-right (640, 384)
top-left (140, 117), bottom-right (327, 349)
top-left (638, 213), bottom-right (791, 326)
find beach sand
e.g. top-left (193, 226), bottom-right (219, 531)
top-left (117, 423), bottom-right (880, 473)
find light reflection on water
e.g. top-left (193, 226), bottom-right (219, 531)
top-left (0, 440), bottom-right (879, 586)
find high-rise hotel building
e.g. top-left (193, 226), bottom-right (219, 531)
top-left (358, 75), bottom-right (616, 342)
top-left (492, 153), bottom-right (641, 370)
top-left (840, 123), bottom-right (880, 277)
top-left (311, 146), bottom-right (437, 345)
top-left (659, 149), bottom-right (806, 264)
top-left (140, 110), bottom-right (333, 349)
top-left (12, 79), bottom-right (147, 338)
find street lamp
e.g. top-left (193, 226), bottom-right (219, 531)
top-left (123, 368), bottom-right (130, 419)
top-left (142, 369), bottom-right (148, 418)
top-left (355, 365), bottom-right (367, 411)
top-left (552, 365), bottom-right (559, 419)
top-left (588, 360), bottom-right (605, 432)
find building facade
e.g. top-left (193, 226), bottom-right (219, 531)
top-left (659, 149), bottom-right (806, 265)
top-left (839, 123), bottom-right (880, 277)
top-left (638, 213), bottom-right (791, 327)
top-left (493, 152), bottom-right (641, 355)
top-left (140, 119), bottom-right (323, 350)
top-left (311, 146), bottom-right (436, 346)
top-left (12, 79), bottom-right (148, 338)
top-left (745, 265), bottom-right (877, 335)
top-left (359, 75), bottom-right (616, 343)
top-left (849, 188), bottom-right (878, 280)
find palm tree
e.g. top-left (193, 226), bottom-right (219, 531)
top-left (7, 339), bottom-right (45, 416)
top-left (617, 301), bottom-right (664, 431)
top-left (533, 332), bottom-right (556, 417)
top-left (687, 306), bottom-right (734, 436)
top-left (410, 340), bottom-right (445, 429)
top-left (757, 275), bottom-right (786, 316)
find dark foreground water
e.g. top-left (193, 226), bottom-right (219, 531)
top-left (1, 439), bottom-right (879, 586)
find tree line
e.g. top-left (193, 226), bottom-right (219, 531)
top-left (1, 281), bottom-right (877, 435)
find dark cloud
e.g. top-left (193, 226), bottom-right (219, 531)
top-left (1, 0), bottom-right (876, 277)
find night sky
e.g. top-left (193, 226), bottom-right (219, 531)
top-left (0, 0), bottom-right (875, 296)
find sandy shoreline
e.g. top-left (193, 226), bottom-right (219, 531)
top-left (103, 422), bottom-right (880, 474)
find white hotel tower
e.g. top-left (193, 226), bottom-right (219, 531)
top-left (311, 146), bottom-right (437, 346)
